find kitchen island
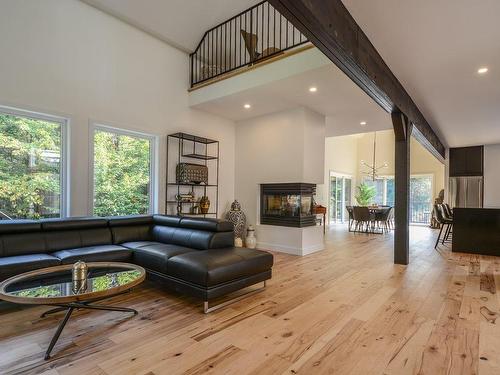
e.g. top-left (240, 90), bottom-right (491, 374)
top-left (452, 208), bottom-right (500, 256)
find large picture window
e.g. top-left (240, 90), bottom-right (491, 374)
top-left (363, 175), bottom-right (433, 224)
top-left (0, 106), bottom-right (67, 219)
top-left (92, 125), bottom-right (156, 217)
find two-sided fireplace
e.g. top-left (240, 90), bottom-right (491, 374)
top-left (260, 183), bottom-right (316, 227)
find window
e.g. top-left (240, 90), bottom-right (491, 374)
top-left (329, 173), bottom-right (352, 224)
top-left (363, 176), bottom-right (394, 206)
top-left (0, 106), bottom-right (68, 219)
top-left (91, 125), bottom-right (156, 216)
top-left (363, 175), bottom-right (433, 224)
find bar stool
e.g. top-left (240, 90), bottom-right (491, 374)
top-left (434, 204), bottom-right (453, 249)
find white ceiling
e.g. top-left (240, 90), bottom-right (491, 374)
top-left (193, 63), bottom-right (391, 134)
top-left (342, 0), bottom-right (500, 147)
top-left (82, 0), bottom-right (259, 52)
top-left (83, 0), bottom-right (500, 148)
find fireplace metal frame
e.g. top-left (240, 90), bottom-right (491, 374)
top-left (260, 183), bottom-right (316, 227)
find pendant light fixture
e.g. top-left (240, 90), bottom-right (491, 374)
top-left (360, 132), bottom-right (388, 181)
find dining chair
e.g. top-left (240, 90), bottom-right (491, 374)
top-left (353, 206), bottom-right (375, 233)
top-left (375, 207), bottom-right (393, 233)
top-left (346, 206), bottom-right (354, 232)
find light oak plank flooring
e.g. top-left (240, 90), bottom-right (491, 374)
top-left (0, 226), bottom-right (498, 375)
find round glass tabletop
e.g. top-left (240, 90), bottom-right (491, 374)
top-left (0, 262), bottom-right (145, 304)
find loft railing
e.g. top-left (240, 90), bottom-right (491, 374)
top-left (189, 0), bottom-right (308, 87)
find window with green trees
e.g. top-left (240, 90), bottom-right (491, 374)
top-left (92, 127), bottom-right (154, 217)
top-left (0, 109), bottom-right (65, 219)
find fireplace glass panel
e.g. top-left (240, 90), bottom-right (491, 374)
top-left (263, 194), bottom-right (312, 217)
top-left (260, 183), bottom-right (316, 227)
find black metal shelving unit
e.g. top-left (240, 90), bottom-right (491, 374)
top-left (166, 132), bottom-right (219, 218)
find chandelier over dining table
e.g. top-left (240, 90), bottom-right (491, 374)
top-left (360, 131), bottom-right (388, 181)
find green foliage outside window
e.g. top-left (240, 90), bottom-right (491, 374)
top-left (93, 130), bottom-right (151, 217)
top-left (0, 113), bottom-right (61, 219)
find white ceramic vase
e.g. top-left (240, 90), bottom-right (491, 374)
top-left (246, 225), bottom-right (257, 249)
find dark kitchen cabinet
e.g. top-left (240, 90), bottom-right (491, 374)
top-left (449, 146), bottom-right (484, 177)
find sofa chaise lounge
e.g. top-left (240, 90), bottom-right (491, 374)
top-left (0, 215), bottom-right (273, 313)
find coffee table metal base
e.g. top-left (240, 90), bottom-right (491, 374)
top-left (43, 302), bottom-right (137, 360)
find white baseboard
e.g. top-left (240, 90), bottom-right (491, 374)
top-left (256, 241), bottom-right (324, 256)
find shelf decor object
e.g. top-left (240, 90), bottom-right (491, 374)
top-left (166, 132), bottom-right (219, 218)
top-left (199, 196), bottom-right (210, 214)
top-left (176, 163), bottom-right (208, 185)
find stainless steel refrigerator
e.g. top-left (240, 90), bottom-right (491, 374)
top-left (449, 176), bottom-right (483, 208)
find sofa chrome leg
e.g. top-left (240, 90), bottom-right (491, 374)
top-left (203, 281), bottom-right (267, 314)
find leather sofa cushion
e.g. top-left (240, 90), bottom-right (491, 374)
top-left (45, 228), bottom-right (112, 252)
top-left (153, 215), bottom-right (182, 227)
top-left (179, 217), bottom-right (233, 232)
top-left (0, 254), bottom-right (60, 281)
top-left (1, 232), bottom-right (47, 257)
top-left (0, 220), bottom-right (41, 234)
top-left (52, 245), bottom-right (132, 264)
top-left (41, 217), bottom-right (112, 252)
top-left (0, 221), bottom-right (46, 257)
top-left (167, 248), bottom-right (274, 287)
top-left (152, 226), bottom-right (234, 250)
top-left (108, 215), bottom-right (153, 244)
top-left (122, 241), bottom-right (195, 274)
top-left (41, 217), bottom-right (108, 231)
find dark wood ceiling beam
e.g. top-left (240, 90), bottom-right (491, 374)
top-left (269, 0), bottom-right (445, 159)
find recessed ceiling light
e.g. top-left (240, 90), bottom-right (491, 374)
top-left (360, 121), bottom-right (367, 126)
top-left (309, 87), bottom-right (317, 92)
top-left (244, 104), bottom-right (251, 109)
top-left (477, 67), bottom-right (488, 74)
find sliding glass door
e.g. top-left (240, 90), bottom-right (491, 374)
top-left (329, 174), bottom-right (352, 224)
top-left (409, 175), bottom-right (433, 224)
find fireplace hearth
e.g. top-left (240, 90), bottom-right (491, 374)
top-left (260, 183), bottom-right (316, 227)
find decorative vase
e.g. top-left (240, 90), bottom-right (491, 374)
top-left (72, 260), bottom-right (88, 294)
top-left (246, 225), bottom-right (257, 249)
top-left (199, 196), bottom-right (210, 214)
top-left (225, 200), bottom-right (246, 240)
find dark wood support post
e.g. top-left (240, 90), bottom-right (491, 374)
top-left (392, 111), bottom-right (412, 265)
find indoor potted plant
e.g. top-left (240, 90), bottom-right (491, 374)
top-left (355, 183), bottom-right (376, 206)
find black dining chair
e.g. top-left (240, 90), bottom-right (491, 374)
top-left (353, 206), bottom-right (375, 233)
top-left (346, 206), bottom-right (354, 232)
top-left (434, 204), bottom-right (453, 249)
top-left (375, 207), bottom-right (393, 233)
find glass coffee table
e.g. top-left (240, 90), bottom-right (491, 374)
top-left (0, 262), bottom-right (145, 360)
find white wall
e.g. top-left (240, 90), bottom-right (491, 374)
top-left (484, 144), bottom-right (500, 208)
top-left (235, 107), bottom-right (325, 255)
top-left (316, 134), bottom-right (359, 210)
top-left (235, 107), bottom-right (325, 226)
top-left (0, 0), bottom-right (235, 217)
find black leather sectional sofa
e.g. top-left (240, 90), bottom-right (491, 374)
top-left (0, 215), bottom-right (273, 312)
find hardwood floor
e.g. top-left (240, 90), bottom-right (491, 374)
top-left (0, 226), bottom-right (499, 375)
